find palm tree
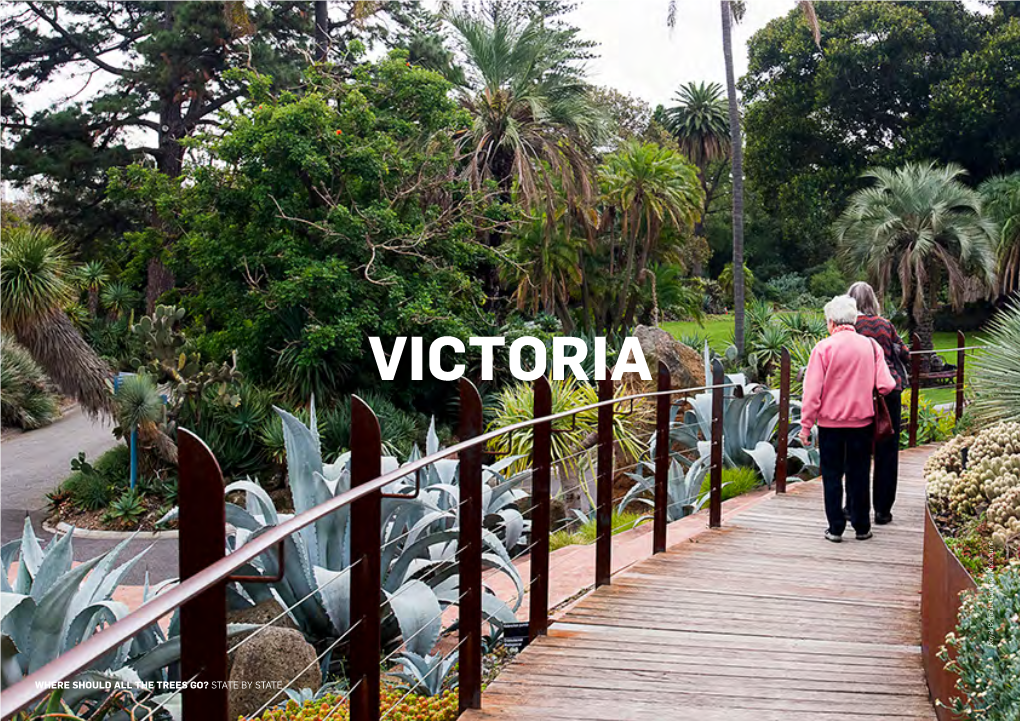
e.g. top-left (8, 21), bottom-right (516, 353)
top-left (599, 141), bottom-right (704, 333)
top-left (448, 7), bottom-right (604, 210)
top-left (503, 208), bottom-right (584, 331)
top-left (979, 173), bottom-right (1020, 297)
top-left (75, 260), bottom-right (108, 316)
top-left (661, 81), bottom-right (730, 254)
top-left (667, 0), bottom-right (819, 355)
top-left (662, 82), bottom-right (730, 172)
top-left (0, 227), bottom-right (113, 418)
top-left (835, 162), bottom-right (998, 354)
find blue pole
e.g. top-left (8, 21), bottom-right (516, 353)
top-left (130, 429), bottom-right (138, 490)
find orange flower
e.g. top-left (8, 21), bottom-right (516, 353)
top-left (336, 129), bottom-right (343, 135)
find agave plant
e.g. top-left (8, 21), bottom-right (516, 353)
top-left (178, 407), bottom-right (524, 669)
top-left (0, 518), bottom-right (219, 717)
top-left (390, 650), bottom-right (459, 697)
top-left (617, 456), bottom-right (710, 521)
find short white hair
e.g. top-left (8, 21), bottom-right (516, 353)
top-left (824, 295), bottom-right (859, 326)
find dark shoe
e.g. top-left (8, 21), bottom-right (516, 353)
top-left (856, 531), bottom-right (874, 541)
top-left (875, 513), bottom-right (893, 525)
top-left (825, 530), bottom-right (843, 543)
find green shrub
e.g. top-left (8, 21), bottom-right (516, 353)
top-left (700, 466), bottom-right (762, 502)
top-left (0, 334), bottom-right (60, 430)
top-left (92, 444), bottom-right (131, 483)
top-left (901, 390), bottom-right (955, 449)
top-left (63, 469), bottom-right (113, 511)
top-left (939, 562), bottom-right (1020, 721)
top-left (807, 260), bottom-right (847, 299)
top-left (763, 273), bottom-right (807, 305)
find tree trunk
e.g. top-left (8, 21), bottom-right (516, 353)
top-left (88, 288), bottom-right (99, 316)
top-left (721, 1), bottom-right (746, 356)
top-left (146, 256), bottom-right (175, 314)
top-left (16, 311), bottom-right (114, 420)
top-left (314, 1), bottom-right (329, 61)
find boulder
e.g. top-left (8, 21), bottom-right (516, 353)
top-left (226, 599), bottom-right (299, 655)
top-left (615, 325), bottom-right (705, 396)
top-left (227, 626), bottom-right (320, 720)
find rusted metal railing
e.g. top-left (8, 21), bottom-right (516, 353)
top-left (2, 363), bottom-right (740, 721)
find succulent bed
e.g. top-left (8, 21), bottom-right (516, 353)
top-left (923, 421), bottom-right (1020, 574)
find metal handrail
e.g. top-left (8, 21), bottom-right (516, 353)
top-left (0, 376), bottom-right (735, 718)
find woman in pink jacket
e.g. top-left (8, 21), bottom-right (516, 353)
top-left (799, 295), bottom-right (896, 542)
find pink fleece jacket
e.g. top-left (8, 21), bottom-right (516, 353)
top-left (801, 325), bottom-right (896, 433)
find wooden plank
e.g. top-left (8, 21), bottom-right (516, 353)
top-left (462, 449), bottom-right (939, 721)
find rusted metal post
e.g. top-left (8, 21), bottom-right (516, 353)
top-left (909, 334), bottom-right (921, 448)
top-left (178, 429), bottom-right (228, 720)
top-left (709, 360), bottom-right (724, 528)
top-left (775, 349), bottom-right (791, 494)
top-left (458, 380), bottom-right (483, 713)
top-left (596, 378), bottom-right (614, 587)
top-left (653, 362), bottom-right (670, 554)
top-left (350, 397), bottom-right (382, 721)
top-left (529, 376), bottom-right (552, 641)
top-left (956, 330), bottom-right (966, 423)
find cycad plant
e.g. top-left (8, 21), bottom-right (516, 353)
top-left (835, 162), bottom-right (998, 352)
top-left (980, 173), bottom-right (1020, 297)
top-left (0, 226), bottom-right (113, 418)
top-left (970, 297), bottom-right (1020, 426)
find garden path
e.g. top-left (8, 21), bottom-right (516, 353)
top-left (0, 407), bottom-right (177, 583)
top-left (463, 447), bottom-right (938, 721)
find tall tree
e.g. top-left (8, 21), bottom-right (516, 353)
top-left (2, 2), bottom-right (312, 306)
top-left (835, 162), bottom-right (998, 354)
top-left (661, 81), bottom-right (730, 265)
top-left (720, 0), bottom-right (747, 354)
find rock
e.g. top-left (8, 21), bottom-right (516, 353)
top-left (615, 325), bottom-right (705, 396)
top-left (227, 626), bottom-right (320, 720)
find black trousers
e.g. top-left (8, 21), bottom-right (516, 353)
top-left (873, 390), bottom-right (902, 518)
top-left (819, 425), bottom-right (873, 536)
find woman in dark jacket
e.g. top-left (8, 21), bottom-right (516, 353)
top-left (847, 281), bottom-right (910, 524)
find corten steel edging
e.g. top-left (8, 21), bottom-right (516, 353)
top-left (350, 396), bottom-right (382, 721)
top-left (458, 379), bottom-right (484, 713)
top-left (921, 505), bottom-right (976, 721)
top-left (709, 360), bottom-right (724, 528)
top-left (653, 362), bottom-right (670, 554)
top-left (595, 378), bottom-right (614, 588)
top-left (775, 349), bottom-right (791, 494)
top-left (529, 377), bottom-right (552, 641)
top-left (178, 429), bottom-right (229, 719)
top-left (910, 334), bottom-right (922, 448)
top-left (955, 331), bottom-right (965, 423)
top-left (0, 379), bottom-right (738, 719)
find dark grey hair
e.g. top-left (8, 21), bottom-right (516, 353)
top-left (847, 281), bottom-right (881, 317)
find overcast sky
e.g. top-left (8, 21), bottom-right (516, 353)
top-left (568, 0), bottom-right (793, 107)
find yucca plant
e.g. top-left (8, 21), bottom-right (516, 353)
top-left (969, 298), bottom-right (1020, 426)
top-left (0, 226), bottom-right (113, 419)
top-left (0, 335), bottom-right (60, 430)
top-left (748, 321), bottom-right (791, 381)
top-left (100, 282), bottom-right (139, 320)
top-left (390, 651), bottom-right (459, 697)
top-left (114, 372), bottom-right (175, 470)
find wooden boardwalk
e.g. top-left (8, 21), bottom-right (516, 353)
top-left (464, 447), bottom-right (937, 721)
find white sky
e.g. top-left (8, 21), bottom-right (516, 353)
top-left (567, 0), bottom-right (793, 107)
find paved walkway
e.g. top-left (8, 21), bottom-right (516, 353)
top-left (0, 407), bottom-right (178, 583)
top-left (463, 447), bottom-right (937, 721)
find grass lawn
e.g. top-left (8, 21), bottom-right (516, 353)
top-left (663, 315), bottom-right (986, 406)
